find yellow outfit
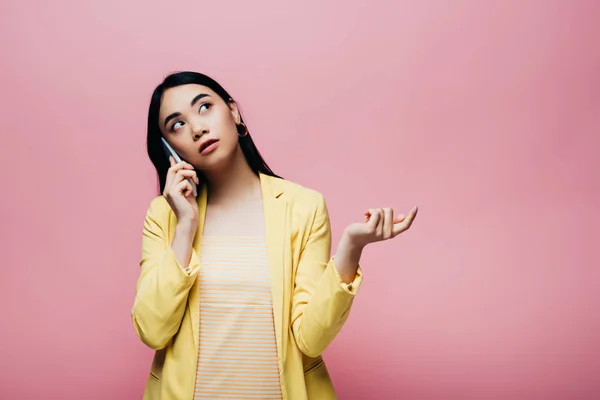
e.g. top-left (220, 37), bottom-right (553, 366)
top-left (132, 173), bottom-right (363, 399)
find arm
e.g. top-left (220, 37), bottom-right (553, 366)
top-left (131, 198), bottom-right (200, 350)
top-left (291, 194), bottom-right (363, 358)
top-left (332, 233), bottom-right (364, 284)
top-left (291, 191), bottom-right (419, 358)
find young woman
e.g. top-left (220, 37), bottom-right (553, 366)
top-left (132, 71), bottom-right (418, 400)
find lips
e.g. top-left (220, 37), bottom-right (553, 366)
top-left (199, 138), bottom-right (219, 153)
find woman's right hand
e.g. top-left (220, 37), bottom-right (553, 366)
top-left (163, 156), bottom-right (200, 226)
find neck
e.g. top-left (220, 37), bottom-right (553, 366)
top-left (204, 149), bottom-right (261, 206)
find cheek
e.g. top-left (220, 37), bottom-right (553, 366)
top-left (170, 130), bottom-right (193, 152)
top-left (222, 130), bottom-right (240, 154)
top-left (217, 114), bottom-right (240, 145)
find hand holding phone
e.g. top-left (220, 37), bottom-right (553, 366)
top-left (161, 137), bottom-right (198, 197)
top-left (161, 137), bottom-right (200, 224)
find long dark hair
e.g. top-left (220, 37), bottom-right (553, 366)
top-left (146, 71), bottom-right (280, 193)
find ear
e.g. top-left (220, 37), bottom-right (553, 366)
top-left (228, 101), bottom-right (241, 125)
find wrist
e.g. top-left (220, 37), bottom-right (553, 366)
top-left (341, 229), bottom-right (366, 253)
top-left (176, 218), bottom-right (198, 236)
top-left (335, 231), bottom-right (364, 284)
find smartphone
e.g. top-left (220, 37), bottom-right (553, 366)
top-left (161, 137), bottom-right (198, 197)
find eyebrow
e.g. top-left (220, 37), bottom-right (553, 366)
top-left (163, 93), bottom-right (211, 128)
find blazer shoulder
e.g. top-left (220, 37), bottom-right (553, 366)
top-left (274, 177), bottom-right (327, 212)
top-left (145, 195), bottom-right (172, 221)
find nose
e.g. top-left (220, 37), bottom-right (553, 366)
top-left (190, 119), bottom-right (209, 141)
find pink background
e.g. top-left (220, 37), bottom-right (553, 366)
top-left (1, 0), bottom-right (599, 398)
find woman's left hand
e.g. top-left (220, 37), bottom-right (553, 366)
top-left (344, 206), bottom-right (418, 249)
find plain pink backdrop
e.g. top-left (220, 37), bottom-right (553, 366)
top-left (1, 0), bottom-right (599, 399)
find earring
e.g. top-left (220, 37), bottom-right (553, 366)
top-left (238, 122), bottom-right (249, 137)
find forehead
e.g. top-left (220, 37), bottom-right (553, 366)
top-left (159, 84), bottom-right (219, 119)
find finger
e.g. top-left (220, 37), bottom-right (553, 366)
top-left (169, 161), bottom-right (194, 173)
top-left (166, 161), bottom-right (193, 187)
top-left (178, 175), bottom-right (198, 194)
top-left (392, 206), bottom-right (418, 237)
top-left (375, 208), bottom-right (384, 237)
top-left (174, 169), bottom-right (198, 184)
top-left (408, 205), bottom-right (418, 221)
top-left (366, 208), bottom-right (380, 231)
top-left (185, 180), bottom-right (195, 197)
top-left (169, 156), bottom-right (175, 167)
top-left (175, 179), bottom-right (193, 198)
top-left (383, 208), bottom-right (393, 239)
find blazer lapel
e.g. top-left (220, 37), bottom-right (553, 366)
top-left (260, 173), bottom-right (288, 362)
top-left (188, 186), bottom-right (208, 348)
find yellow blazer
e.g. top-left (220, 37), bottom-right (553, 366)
top-left (131, 173), bottom-right (363, 400)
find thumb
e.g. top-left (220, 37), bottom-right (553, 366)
top-left (393, 214), bottom-right (406, 224)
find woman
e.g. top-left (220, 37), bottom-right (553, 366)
top-left (132, 71), bottom-right (418, 400)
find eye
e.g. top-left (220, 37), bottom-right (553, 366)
top-left (171, 121), bottom-right (185, 131)
top-left (199, 103), bottom-right (211, 113)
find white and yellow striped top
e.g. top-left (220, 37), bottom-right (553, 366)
top-left (194, 236), bottom-right (282, 400)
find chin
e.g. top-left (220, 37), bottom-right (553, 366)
top-left (193, 149), bottom-right (235, 172)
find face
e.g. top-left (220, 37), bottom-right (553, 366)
top-left (158, 84), bottom-right (241, 171)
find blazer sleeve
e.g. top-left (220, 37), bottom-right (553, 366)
top-left (131, 197), bottom-right (201, 350)
top-left (291, 193), bottom-right (363, 357)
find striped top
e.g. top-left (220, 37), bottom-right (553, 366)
top-left (194, 236), bottom-right (282, 400)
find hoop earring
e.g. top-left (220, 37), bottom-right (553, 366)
top-left (238, 122), bottom-right (249, 137)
